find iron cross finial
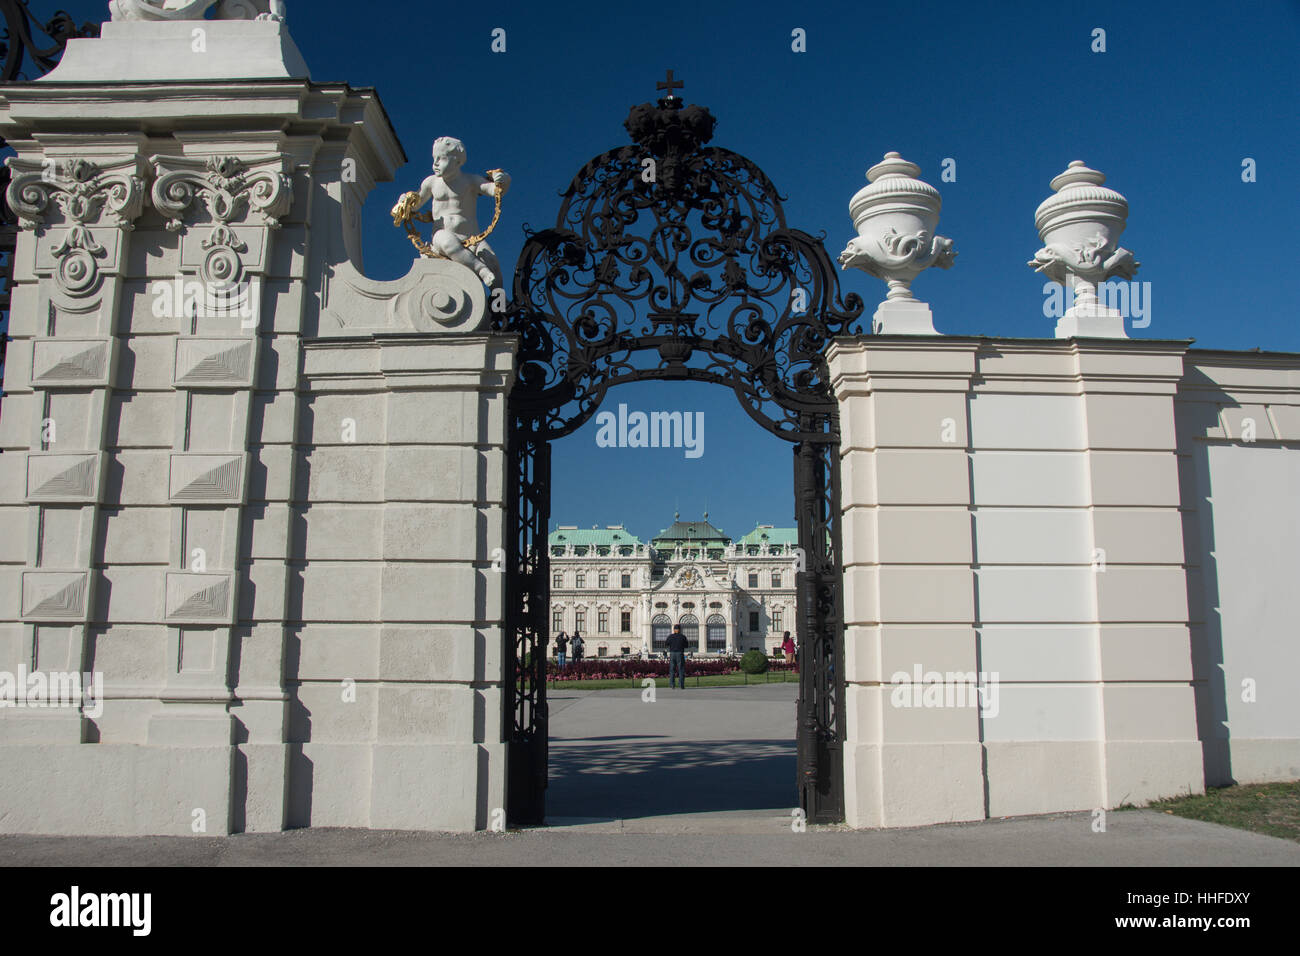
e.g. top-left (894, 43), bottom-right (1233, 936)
top-left (657, 69), bottom-right (684, 97)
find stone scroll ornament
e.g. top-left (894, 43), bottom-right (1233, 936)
top-left (109, 0), bottom-right (286, 20)
top-left (4, 157), bottom-right (145, 297)
top-left (150, 154), bottom-right (292, 290)
top-left (390, 136), bottom-right (511, 289)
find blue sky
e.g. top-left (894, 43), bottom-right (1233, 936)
top-left (31, 1), bottom-right (1300, 540)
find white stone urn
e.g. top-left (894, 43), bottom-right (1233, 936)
top-left (1028, 160), bottom-right (1139, 338)
top-left (839, 152), bottom-right (956, 335)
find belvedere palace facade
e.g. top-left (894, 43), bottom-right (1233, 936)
top-left (547, 517), bottom-right (798, 657)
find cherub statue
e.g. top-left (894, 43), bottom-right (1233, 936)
top-left (391, 137), bottom-right (510, 289)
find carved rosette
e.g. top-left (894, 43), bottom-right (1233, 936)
top-left (150, 154), bottom-right (292, 288)
top-left (838, 152), bottom-right (956, 303)
top-left (1028, 160), bottom-right (1139, 304)
top-left (4, 156), bottom-right (145, 297)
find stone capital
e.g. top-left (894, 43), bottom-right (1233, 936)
top-left (5, 154), bottom-right (146, 231)
top-left (150, 153), bottom-right (293, 232)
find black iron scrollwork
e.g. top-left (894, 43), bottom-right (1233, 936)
top-left (500, 82), bottom-right (854, 826)
top-left (495, 92), bottom-right (864, 444)
top-left (0, 0), bottom-right (98, 84)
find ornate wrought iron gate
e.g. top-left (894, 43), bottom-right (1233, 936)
top-left (495, 80), bottom-right (865, 825)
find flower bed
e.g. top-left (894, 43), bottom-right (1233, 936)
top-left (539, 657), bottom-right (797, 682)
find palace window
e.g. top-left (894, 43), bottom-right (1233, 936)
top-left (621, 573), bottom-right (631, 588)
top-left (599, 572), bottom-right (609, 588)
top-left (771, 572), bottom-right (782, 588)
top-left (679, 614), bottom-right (699, 646)
top-left (598, 610), bottom-right (609, 633)
top-left (553, 610), bottom-right (563, 633)
top-left (706, 614), bottom-right (726, 651)
top-left (621, 610), bottom-right (631, 632)
top-left (553, 572), bottom-right (563, 588)
top-left (773, 609), bottom-right (783, 631)
top-left (749, 611), bottom-right (759, 632)
top-left (576, 572), bottom-right (586, 588)
top-left (651, 614), bottom-right (671, 650)
top-left (575, 609), bottom-right (586, 631)
top-left (748, 572), bottom-right (758, 588)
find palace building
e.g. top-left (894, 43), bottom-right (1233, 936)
top-left (547, 515), bottom-right (799, 657)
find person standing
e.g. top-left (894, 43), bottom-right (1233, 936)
top-left (571, 631), bottom-right (585, 665)
top-left (555, 631), bottom-right (569, 671)
top-left (782, 631), bottom-right (796, 667)
top-left (666, 624), bottom-right (689, 690)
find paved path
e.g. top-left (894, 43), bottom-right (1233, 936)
top-left (545, 682), bottom-right (798, 822)
top-left (3, 810), bottom-right (1298, 866)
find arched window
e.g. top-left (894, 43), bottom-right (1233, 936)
top-left (706, 614), bottom-right (726, 651)
top-left (651, 614), bottom-right (671, 651)
top-left (679, 613), bottom-right (699, 648)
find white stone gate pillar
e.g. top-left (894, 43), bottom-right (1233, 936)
top-left (829, 338), bottom-right (985, 829)
top-left (0, 14), bottom-right (516, 834)
top-left (829, 335), bottom-right (1204, 830)
top-left (294, 326), bottom-right (515, 830)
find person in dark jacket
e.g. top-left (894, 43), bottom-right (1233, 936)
top-left (555, 632), bottom-right (569, 670)
top-left (571, 631), bottom-right (585, 664)
top-left (666, 624), bottom-right (689, 689)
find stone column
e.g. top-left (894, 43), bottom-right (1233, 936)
top-left (2, 141), bottom-right (145, 752)
top-left (144, 149), bottom-right (293, 772)
top-left (1074, 341), bottom-right (1202, 807)
top-left (298, 261), bottom-right (515, 830)
top-left (828, 337), bottom-right (985, 829)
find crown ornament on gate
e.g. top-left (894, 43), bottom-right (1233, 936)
top-left (624, 71), bottom-right (716, 193)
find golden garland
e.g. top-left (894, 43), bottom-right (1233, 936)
top-left (390, 169), bottom-right (505, 259)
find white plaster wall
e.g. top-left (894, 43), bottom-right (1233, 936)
top-left (1191, 442), bottom-right (1300, 782)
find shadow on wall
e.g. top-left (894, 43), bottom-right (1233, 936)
top-left (1176, 367), bottom-right (1235, 787)
top-left (546, 736), bottom-right (796, 820)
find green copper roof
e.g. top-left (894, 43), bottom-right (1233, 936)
top-left (737, 525), bottom-right (798, 547)
top-left (651, 517), bottom-right (730, 545)
top-left (548, 526), bottom-right (643, 547)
